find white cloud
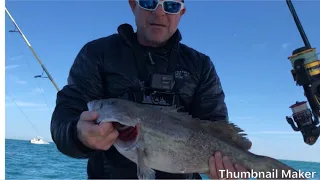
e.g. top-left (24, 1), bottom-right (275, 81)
top-left (19, 107), bottom-right (50, 112)
top-left (281, 43), bottom-right (290, 50)
top-left (6, 100), bottom-right (47, 108)
top-left (31, 88), bottom-right (44, 94)
top-left (5, 64), bottom-right (20, 70)
top-left (16, 80), bottom-right (28, 85)
top-left (7, 76), bottom-right (28, 85)
top-left (8, 54), bottom-right (23, 61)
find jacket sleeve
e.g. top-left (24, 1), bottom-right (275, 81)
top-left (50, 40), bottom-right (106, 158)
top-left (190, 56), bottom-right (229, 122)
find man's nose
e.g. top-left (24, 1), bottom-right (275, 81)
top-left (152, 4), bottom-right (165, 15)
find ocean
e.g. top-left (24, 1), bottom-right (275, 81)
top-left (5, 139), bottom-right (320, 179)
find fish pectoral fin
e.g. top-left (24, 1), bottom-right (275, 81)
top-left (137, 147), bottom-right (156, 180)
top-left (137, 164), bottom-right (156, 180)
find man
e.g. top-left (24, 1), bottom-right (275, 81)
top-left (51, 0), bottom-right (251, 179)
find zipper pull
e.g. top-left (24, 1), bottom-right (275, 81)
top-left (148, 52), bottom-right (155, 65)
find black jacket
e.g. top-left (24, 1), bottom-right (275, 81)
top-left (50, 24), bottom-right (228, 179)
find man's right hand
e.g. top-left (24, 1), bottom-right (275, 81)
top-left (76, 111), bottom-right (119, 150)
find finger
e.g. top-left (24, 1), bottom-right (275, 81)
top-left (97, 129), bottom-right (119, 150)
top-left (214, 151), bottom-right (225, 179)
top-left (97, 122), bottom-right (115, 136)
top-left (78, 111), bottom-right (97, 135)
top-left (235, 164), bottom-right (250, 179)
top-left (80, 111), bottom-right (98, 121)
top-left (222, 156), bottom-right (236, 179)
top-left (87, 122), bottom-right (115, 140)
top-left (86, 123), bottom-right (104, 137)
top-left (222, 156), bottom-right (236, 171)
top-left (208, 156), bottom-right (218, 179)
top-left (106, 129), bottom-right (119, 144)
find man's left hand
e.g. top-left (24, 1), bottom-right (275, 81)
top-left (207, 151), bottom-right (249, 179)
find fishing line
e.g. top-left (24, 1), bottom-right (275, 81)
top-left (5, 89), bottom-right (41, 136)
top-left (18, 51), bottom-right (53, 114)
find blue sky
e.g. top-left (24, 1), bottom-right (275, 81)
top-left (5, 1), bottom-right (320, 162)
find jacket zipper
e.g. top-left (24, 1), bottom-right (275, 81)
top-left (148, 52), bottom-right (155, 65)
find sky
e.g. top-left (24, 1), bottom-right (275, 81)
top-left (4, 0), bottom-right (320, 163)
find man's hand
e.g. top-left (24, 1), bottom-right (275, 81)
top-left (208, 151), bottom-right (250, 179)
top-left (76, 111), bottom-right (119, 150)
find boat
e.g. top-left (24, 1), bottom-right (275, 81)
top-left (30, 136), bottom-right (50, 144)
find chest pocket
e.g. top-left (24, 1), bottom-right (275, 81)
top-left (173, 69), bottom-right (197, 98)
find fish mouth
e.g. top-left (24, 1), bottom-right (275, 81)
top-left (112, 122), bottom-right (140, 151)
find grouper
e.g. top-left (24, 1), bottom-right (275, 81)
top-left (87, 98), bottom-right (306, 180)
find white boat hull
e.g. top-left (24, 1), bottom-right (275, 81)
top-left (30, 136), bottom-right (49, 144)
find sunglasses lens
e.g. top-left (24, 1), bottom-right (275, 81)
top-left (163, 1), bottom-right (182, 13)
top-left (138, 0), bottom-right (182, 14)
top-left (138, 0), bottom-right (158, 10)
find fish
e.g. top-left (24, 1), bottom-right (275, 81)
top-left (87, 98), bottom-right (306, 180)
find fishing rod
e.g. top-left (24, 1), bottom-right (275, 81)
top-left (284, 0), bottom-right (320, 145)
top-left (5, 7), bottom-right (60, 92)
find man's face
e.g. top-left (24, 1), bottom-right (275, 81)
top-left (129, 0), bottom-right (186, 46)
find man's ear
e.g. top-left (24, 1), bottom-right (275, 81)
top-left (128, 0), bottom-right (136, 13)
top-left (180, 7), bottom-right (186, 16)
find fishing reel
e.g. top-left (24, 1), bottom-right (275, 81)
top-left (286, 101), bottom-right (320, 145)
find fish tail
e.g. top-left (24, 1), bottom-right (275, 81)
top-left (255, 155), bottom-right (306, 180)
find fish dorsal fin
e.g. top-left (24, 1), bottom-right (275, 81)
top-left (159, 106), bottom-right (251, 151)
top-left (199, 120), bottom-right (252, 151)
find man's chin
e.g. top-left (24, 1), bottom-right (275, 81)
top-left (146, 35), bottom-right (169, 45)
